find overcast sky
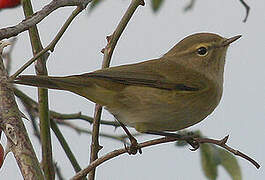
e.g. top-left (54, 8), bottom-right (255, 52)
top-left (0, 0), bottom-right (264, 179)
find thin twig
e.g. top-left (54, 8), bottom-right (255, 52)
top-left (56, 119), bottom-right (141, 143)
top-left (50, 119), bottom-right (85, 176)
top-left (88, 1), bottom-right (145, 179)
top-left (89, 105), bottom-right (102, 180)
top-left (239, 0), bottom-right (250, 22)
top-left (51, 111), bottom-right (119, 127)
top-left (9, 6), bottom-right (84, 80)
top-left (0, 0), bottom-right (92, 40)
top-left (71, 135), bottom-right (260, 180)
top-left (101, 0), bottom-right (145, 67)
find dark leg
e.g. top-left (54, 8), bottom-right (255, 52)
top-left (118, 121), bottom-right (142, 155)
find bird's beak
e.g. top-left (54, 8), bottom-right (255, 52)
top-left (222, 35), bottom-right (242, 46)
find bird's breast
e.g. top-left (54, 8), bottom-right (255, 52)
top-left (107, 84), bottom-right (222, 132)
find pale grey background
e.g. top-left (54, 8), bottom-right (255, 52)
top-left (0, 0), bottom-right (264, 179)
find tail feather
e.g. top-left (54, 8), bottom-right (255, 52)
top-left (13, 75), bottom-right (90, 91)
top-left (13, 74), bottom-right (117, 106)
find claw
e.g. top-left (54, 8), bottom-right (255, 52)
top-left (117, 120), bottom-right (142, 155)
top-left (125, 137), bottom-right (142, 155)
top-left (184, 137), bottom-right (200, 151)
top-left (124, 142), bottom-right (141, 155)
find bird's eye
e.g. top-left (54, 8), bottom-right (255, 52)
top-left (196, 46), bottom-right (208, 56)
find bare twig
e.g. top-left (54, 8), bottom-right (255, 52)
top-left (50, 119), bottom-right (84, 176)
top-left (56, 119), bottom-right (141, 143)
top-left (89, 104), bottom-right (102, 180)
top-left (51, 111), bottom-right (119, 127)
top-left (71, 135), bottom-right (260, 180)
top-left (0, 0), bottom-right (92, 40)
top-left (101, 0), bottom-right (145, 67)
top-left (10, 6), bottom-right (85, 80)
top-left (239, 0), bottom-right (250, 22)
top-left (88, 1), bottom-right (145, 179)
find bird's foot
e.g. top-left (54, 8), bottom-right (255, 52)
top-left (125, 135), bottom-right (142, 155)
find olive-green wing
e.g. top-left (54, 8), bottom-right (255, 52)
top-left (80, 59), bottom-right (201, 91)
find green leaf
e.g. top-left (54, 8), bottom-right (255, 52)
top-left (200, 144), bottom-right (218, 180)
top-left (89, 0), bottom-right (103, 11)
top-left (151, 0), bottom-right (164, 12)
top-left (218, 148), bottom-right (242, 180)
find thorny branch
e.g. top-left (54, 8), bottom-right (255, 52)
top-left (194, 136), bottom-right (260, 169)
top-left (89, 1), bottom-right (145, 179)
top-left (71, 135), bottom-right (260, 180)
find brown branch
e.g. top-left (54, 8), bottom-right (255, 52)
top-left (195, 136), bottom-right (260, 169)
top-left (239, 0), bottom-right (250, 22)
top-left (0, 0), bottom-right (92, 40)
top-left (88, 105), bottom-right (102, 180)
top-left (71, 135), bottom-right (260, 179)
top-left (88, 1), bottom-right (145, 179)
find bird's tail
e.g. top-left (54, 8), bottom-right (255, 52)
top-left (13, 75), bottom-right (92, 92)
top-left (13, 74), bottom-right (117, 106)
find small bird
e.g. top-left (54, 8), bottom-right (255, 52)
top-left (14, 33), bottom-right (241, 135)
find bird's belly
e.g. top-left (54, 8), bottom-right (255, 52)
top-left (107, 86), bottom-right (221, 132)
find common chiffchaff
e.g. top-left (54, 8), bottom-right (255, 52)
top-left (14, 33), bottom-right (241, 133)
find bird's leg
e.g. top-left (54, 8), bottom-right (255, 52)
top-left (145, 130), bottom-right (200, 151)
top-left (118, 121), bottom-right (142, 155)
